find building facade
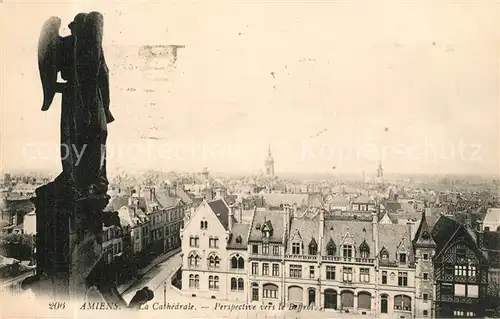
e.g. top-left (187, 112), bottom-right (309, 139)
top-left (181, 201), bottom-right (432, 318)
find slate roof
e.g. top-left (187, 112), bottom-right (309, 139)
top-left (413, 211), bottom-right (437, 249)
top-left (288, 214), bottom-right (320, 254)
top-left (248, 210), bottom-right (285, 243)
top-left (104, 195), bottom-right (130, 212)
top-left (353, 195), bottom-right (374, 204)
top-left (431, 215), bottom-right (487, 261)
top-left (207, 199), bottom-right (236, 231)
top-left (154, 189), bottom-right (180, 209)
top-left (327, 195), bottom-right (350, 206)
top-left (383, 201), bottom-right (402, 212)
top-left (227, 223), bottom-right (250, 250)
top-left (323, 219), bottom-right (375, 257)
top-left (378, 223), bottom-right (414, 262)
top-left (176, 188), bottom-right (193, 205)
top-left (262, 194), bottom-right (309, 208)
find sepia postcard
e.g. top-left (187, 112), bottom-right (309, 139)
top-left (0, 1), bottom-right (499, 318)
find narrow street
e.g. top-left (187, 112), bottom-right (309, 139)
top-left (121, 252), bottom-right (182, 304)
top-left (119, 255), bottom-right (363, 319)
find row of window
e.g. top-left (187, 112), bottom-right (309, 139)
top-left (440, 283), bottom-right (479, 298)
top-left (188, 275), bottom-right (220, 290)
top-left (187, 254), bottom-right (245, 270)
top-left (188, 275), bottom-right (246, 291)
top-left (189, 236), bottom-right (219, 248)
top-left (251, 243), bottom-right (413, 261)
top-left (151, 208), bottom-right (183, 226)
top-left (252, 244), bottom-right (280, 256)
top-left (251, 262), bottom-right (281, 276)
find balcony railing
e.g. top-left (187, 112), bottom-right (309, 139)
top-left (249, 253), bottom-right (282, 260)
top-left (439, 295), bottom-right (476, 304)
top-left (285, 254), bottom-right (318, 261)
top-left (322, 256), bottom-right (375, 264)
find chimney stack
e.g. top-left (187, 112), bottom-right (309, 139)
top-left (239, 205), bottom-right (243, 223)
top-left (372, 211), bottom-right (379, 255)
top-left (477, 219), bottom-right (484, 248)
top-left (228, 205), bottom-right (234, 232)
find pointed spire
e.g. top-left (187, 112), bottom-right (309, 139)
top-left (413, 210), bottom-right (436, 248)
top-left (268, 144), bottom-right (272, 156)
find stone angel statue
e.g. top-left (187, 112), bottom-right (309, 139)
top-left (38, 12), bottom-right (114, 200)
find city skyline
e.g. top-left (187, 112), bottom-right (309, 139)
top-left (1, 1), bottom-right (499, 175)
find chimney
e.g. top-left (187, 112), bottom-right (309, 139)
top-left (477, 219), bottom-right (484, 248)
top-left (372, 211), bottom-right (379, 254)
top-left (149, 188), bottom-right (153, 201)
top-left (319, 209), bottom-right (325, 252)
top-left (292, 203), bottom-right (298, 219)
top-left (239, 205), bottom-right (243, 223)
top-left (228, 205), bottom-right (234, 232)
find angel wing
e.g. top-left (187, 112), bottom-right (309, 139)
top-left (38, 16), bottom-right (62, 111)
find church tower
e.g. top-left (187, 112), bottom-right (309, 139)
top-left (376, 160), bottom-right (384, 184)
top-left (265, 145), bottom-right (275, 176)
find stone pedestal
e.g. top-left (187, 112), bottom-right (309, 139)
top-left (23, 176), bottom-right (124, 305)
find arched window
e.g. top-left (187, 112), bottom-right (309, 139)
top-left (188, 252), bottom-right (201, 267)
top-left (231, 255), bottom-right (245, 269)
top-left (208, 254), bottom-right (220, 269)
top-left (394, 295), bottom-right (411, 311)
top-left (238, 278), bottom-right (244, 291)
top-left (230, 278), bottom-right (237, 290)
top-left (380, 247), bottom-right (389, 261)
top-left (189, 274), bottom-right (195, 288)
top-left (194, 275), bottom-right (200, 288)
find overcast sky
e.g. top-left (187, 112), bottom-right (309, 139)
top-left (1, 1), bottom-right (499, 176)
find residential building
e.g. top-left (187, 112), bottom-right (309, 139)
top-left (180, 198), bottom-right (246, 300)
top-left (431, 215), bottom-right (489, 318)
top-left (181, 201), bottom-right (429, 318)
top-left (483, 208), bottom-right (500, 231)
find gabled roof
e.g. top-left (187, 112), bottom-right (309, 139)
top-left (175, 188), bottom-right (194, 205)
top-left (227, 223), bottom-right (250, 250)
top-left (248, 210), bottom-right (285, 243)
top-left (153, 189), bottom-right (181, 209)
top-left (207, 199), bottom-right (235, 231)
top-left (431, 215), bottom-right (487, 262)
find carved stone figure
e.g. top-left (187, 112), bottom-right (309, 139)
top-left (38, 12), bottom-right (114, 200)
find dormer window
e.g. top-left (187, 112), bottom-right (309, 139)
top-left (326, 238), bottom-right (336, 256)
top-left (399, 253), bottom-right (407, 264)
top-left (359, 240), bottom-right (370, 258)
top-left (308, 239), bottom-right (318, 255)
top-left (292, 242), bottom-right (301, 255)
top-left (265, 231), bottom-right (270, 238)
top-left (422, 231), bottom-right (430, 240)
top-left (380, 247), bottom-right (389, 261)
top-left (343, 245), bottom-right (353, 258)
